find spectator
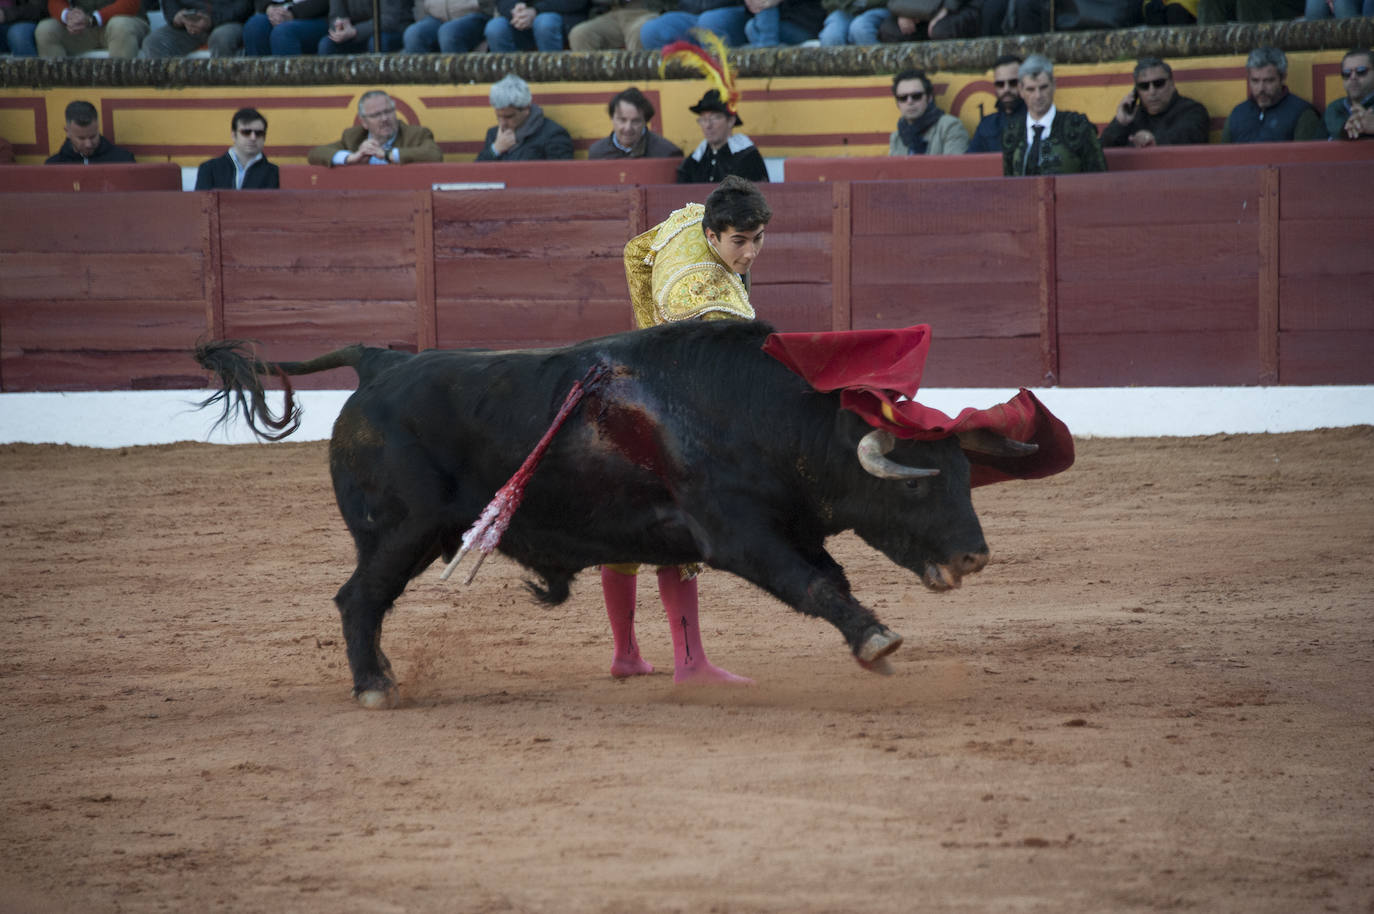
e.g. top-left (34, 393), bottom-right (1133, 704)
top-left (1197, 0), bottom-right (1299, 21)
top-left (608, 175), bottom-right (773, 685)
top-left (1100, 57), bottom-right (1210, 148)
top-left (1002, 54), bottom-right (1105, 176)
top-left (639, 0), bottom-right (747, 50)
top-left (44, 100), bottom-right (136, 164)
top-left (967, 54), bottom-right (1022, 153)
top-left (35, 0), bottom-right (147, 56)
top-left (744, 0), bottom-right (824, 47)
top-left (588, 87), bottom-right (684, 159)
top-left (195, 107), bottom-right (280, 189)
top-left (242, 0), bottom-right (331, 54)
top-left (567, 0), bottom-right (659, 50)
top-left (307, 91), bottom-right (442, 165)
top-left (0, 0), bottom-right (44, 56)
top-left (877, 0), bottom-right (982, 43)
top-left (483, 0), bottom-right (586, 50)
top-left (317, 0), bottom-right (410, 52)
top-left (1221, 47), bottom-right (1324, 143)
top-left (1324, 48), bottom-right (1374, 141)
top-left (403, 0), bottom-right (486, 51)
top-left (139, 0), bottom-right (251, 56)
top-left (818, 0), bottom-right (887, 45)
top-left (677, 88), bottom-right (768, 183)
top-left (1304, 0), bottom-right (1371, 17)
top-left (888, 68), bottom-right (969, 156)
top-left (475, 74), bottom-right (574, 161)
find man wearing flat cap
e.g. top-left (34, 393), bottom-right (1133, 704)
top-left (676, 88), bottom-right (769, 184)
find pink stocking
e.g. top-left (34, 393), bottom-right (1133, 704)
top-left (656, 567), bottom-right (752, 685)
top-left (601, 566), bottom-right (654, 678)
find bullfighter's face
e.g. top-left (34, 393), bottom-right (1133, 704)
top-left (705, 223), bottom-right (766, 276)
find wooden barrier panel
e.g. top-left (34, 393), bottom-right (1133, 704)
top-left (1276, 160), bottom-right (1374, 384)
top-left (1103, 139), bottom-right (1374, 172)
top-left (0, 191), bottom-right (211, 390)
top-left (215, 190), bottom-right (426, 389)
top-left (1055, 166), bottom-right (1266, 385)
top-left (0, 163), bottom-right (182, 193)
top-left (280, 158), bottom-right (680, 191)
top-left (848, 176), bottom-right (1048, 388)
top-left (432, 186), bottom-right (641, 349)
top-left (786, 154), bottom-right (1003, 184)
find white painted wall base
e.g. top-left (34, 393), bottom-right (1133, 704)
top-left (2, 387), bottom-right (1370, 448)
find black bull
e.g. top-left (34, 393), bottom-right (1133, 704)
top-left (196, 320), bottom-right (1032, 706)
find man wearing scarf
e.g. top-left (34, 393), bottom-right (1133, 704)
top-left (476, 73), bottom-right (575, 162)
top-left (888, 68), bottom-right (970, 156)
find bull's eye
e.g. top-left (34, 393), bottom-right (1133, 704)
top-left (904, 478), bottom-right (930, 496)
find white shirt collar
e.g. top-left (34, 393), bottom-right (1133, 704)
top-left (1026, 105), bottom-right (1057, 143)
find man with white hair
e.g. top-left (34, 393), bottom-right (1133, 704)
top-left (475, 74), bottom-right (574, 161)
top-left (306, 90), bottom-right (443, 166)
top-left (1001, 54), bottom-right (1105, 176)
top-left (1220, 47), bottom-right (1323, 143)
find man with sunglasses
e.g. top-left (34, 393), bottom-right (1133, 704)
top-left (196, 108), bottom-right (279, 189)
top-left (1101, 57), bottom-right (1209, 148)
top-left (1324, 48), bottom-right (1374, 141)
top-left (888, 68), bottom-right (969, 156)
top-left (968, 54), bottom-right (1023, 153)
top-left (308, 90), bottom-right (443, 166)
top-left (1220, 46), bottom-right (1323, 143)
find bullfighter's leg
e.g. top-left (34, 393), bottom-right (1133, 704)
top-left (600, 565), bottom-right (654, 678)
top-left (657, 567), bottom-right (753, 686)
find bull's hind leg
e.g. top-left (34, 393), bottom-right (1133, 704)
top-left (334, 534), bottom-right (442, 709)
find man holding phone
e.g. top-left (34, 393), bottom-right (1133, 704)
top-left (1101, 57), bottom-right (1210, 148)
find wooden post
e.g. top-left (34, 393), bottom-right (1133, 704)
top-left (1257, 165), bottom-right (1280, 384)
top-left (831, 180), bottom-right (852, 332)
top-left (1037, 176), bottom-right (1059, 386)
top-left (415, 190), bottom-right (437, 352)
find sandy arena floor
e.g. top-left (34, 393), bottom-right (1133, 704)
top-left (1, 428), bottom-right (1371, 913)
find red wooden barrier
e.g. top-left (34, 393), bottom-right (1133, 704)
top-left (279, 158), bottom-right (680, 190)
top-left (0, 163), bottom-right (182, 193)
top-left (2, 160), bottom-right (1370, 392)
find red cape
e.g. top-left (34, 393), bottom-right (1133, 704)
top-left (762, 325), bottom-right (1075, 487)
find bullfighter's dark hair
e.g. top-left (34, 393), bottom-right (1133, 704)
top-left (892, 69), bottom-right (933, 98)
top-left (608, 87), bottom-right (655, 122)
top-left (703, 175), bottom-right (771, 234)
top-left (64, 100), bottom-right (98, 126)
top-left (1133, 57), bottom-right (1172, 80)
top-left (231, 107), bottom-right (268, 133)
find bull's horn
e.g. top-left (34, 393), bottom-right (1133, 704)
top-left (957, 428), bottom-right (1040, 457)
top-left (856, 429), bottom-right (940, 480)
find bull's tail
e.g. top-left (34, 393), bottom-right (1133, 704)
top-left (193, 339), bottom-right (366, 442)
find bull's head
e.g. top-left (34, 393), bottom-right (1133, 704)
top-left (852, 428), bottom-right (1037, 593)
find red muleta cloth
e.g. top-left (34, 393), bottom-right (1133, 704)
top-left (762, 325), bottom-right (1074, 488)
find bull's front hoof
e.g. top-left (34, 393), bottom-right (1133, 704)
top-left (857, 627), bottom-right (903, 664)
top-left (856, 655), bottom-right (895, 675)
top-left (354, 686), bottom-right (400, 710)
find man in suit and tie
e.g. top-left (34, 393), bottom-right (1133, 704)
top-left (1001, 54), bottom-right (1106, 177)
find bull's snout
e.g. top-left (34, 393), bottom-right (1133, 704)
top-left (921, 548), bottom-right (989, 592)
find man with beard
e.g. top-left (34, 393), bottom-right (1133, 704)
top-left (676, 88), bottom-right (768, 183)
top-left (1100, 57), bottom-right (1210, 147)
top-left (588, 87), bottom-right (683, 159)
top-left (308, 90), bottom-right (443, 166)
top-left (44, 101), bottom-right (135, 165)
top-left (888, 68), bottom-right (969, 156)
top-left (476, 74), bottom-right (574, 161)
top-left (1324, 48), bottom-right (1374, 141)
top-left (1002, 54), bottom-right (1105, 176)
top-left (967, 54), bottom-right (1022, 153)
top-left (1221, 47), bottom-right (1323, 143)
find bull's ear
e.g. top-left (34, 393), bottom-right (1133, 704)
top-left (956, 428), bottom-right (1039, 457)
